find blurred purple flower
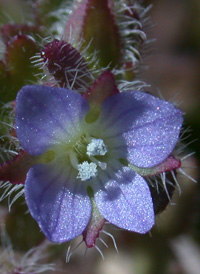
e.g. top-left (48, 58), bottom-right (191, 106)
top-left (15, 85), bottom-right (183, 243)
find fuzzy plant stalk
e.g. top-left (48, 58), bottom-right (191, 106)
top-left (0, 226), bottom-right (54, 274)
top-left (0, 0), bottom-right (189, 261)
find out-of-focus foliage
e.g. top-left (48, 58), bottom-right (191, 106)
top-left (0, 0), bottom-right (199, 273)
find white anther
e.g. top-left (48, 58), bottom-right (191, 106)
top-left (87, 138), bottom-right (108, 156)
top-left (77, 161), bottom-right (98, 181)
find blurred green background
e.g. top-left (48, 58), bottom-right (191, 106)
top-left (0, 0), bottom-right (200, 273)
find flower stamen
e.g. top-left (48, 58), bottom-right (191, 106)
top-left (69, 151), bottom-right (79, 170)
top-left (77, 161), bottom-right (98, 181)
top-left (86, 138), bottom-right (108, 156)
top-left (89, 156), bottom-right (107, 170)
top-left (70, 137), bottom-right (108, 181)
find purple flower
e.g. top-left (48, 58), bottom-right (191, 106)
top-left (15, 85), bottom-right (183, 243)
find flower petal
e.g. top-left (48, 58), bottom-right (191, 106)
top-left (94, 165), bottom-right (154, 233)
top-left (16, 85), bottom-right (89, 155)
top-left (98, 91), bottom-right (183, 167)
top-left (25, 163), bottom-right (91, 243)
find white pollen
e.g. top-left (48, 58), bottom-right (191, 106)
top-left (87, 138), bottom-right (108, 156)
top-left (77, 161), bottom-right (98, 181)
top-left (98, 162), bottom-right (107, 170)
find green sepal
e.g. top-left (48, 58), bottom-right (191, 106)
top-left (0, 151), bottom-right (37, 184)
top-left (82, 187), bottom-right (105, 248)
top-left (125, 155), bottom-right (181, 177)
top-left (0, 35), bottom-right (41, 102)
top-left (65, 0), bottom-right (122, 69)
top-left (84, 71), bottom-right (119, 122)
top-left (1, 24), bottom-right (42, 44)
top-left (6, 35), bottom-right (39, 78)
top-left (0, 148), bottom-right (57, 185)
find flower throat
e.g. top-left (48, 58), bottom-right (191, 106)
top-left (70, 135), bottom-right (108, 181)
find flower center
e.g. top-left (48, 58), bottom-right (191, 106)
top-left (70, 137), bottom-right (108, 181)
